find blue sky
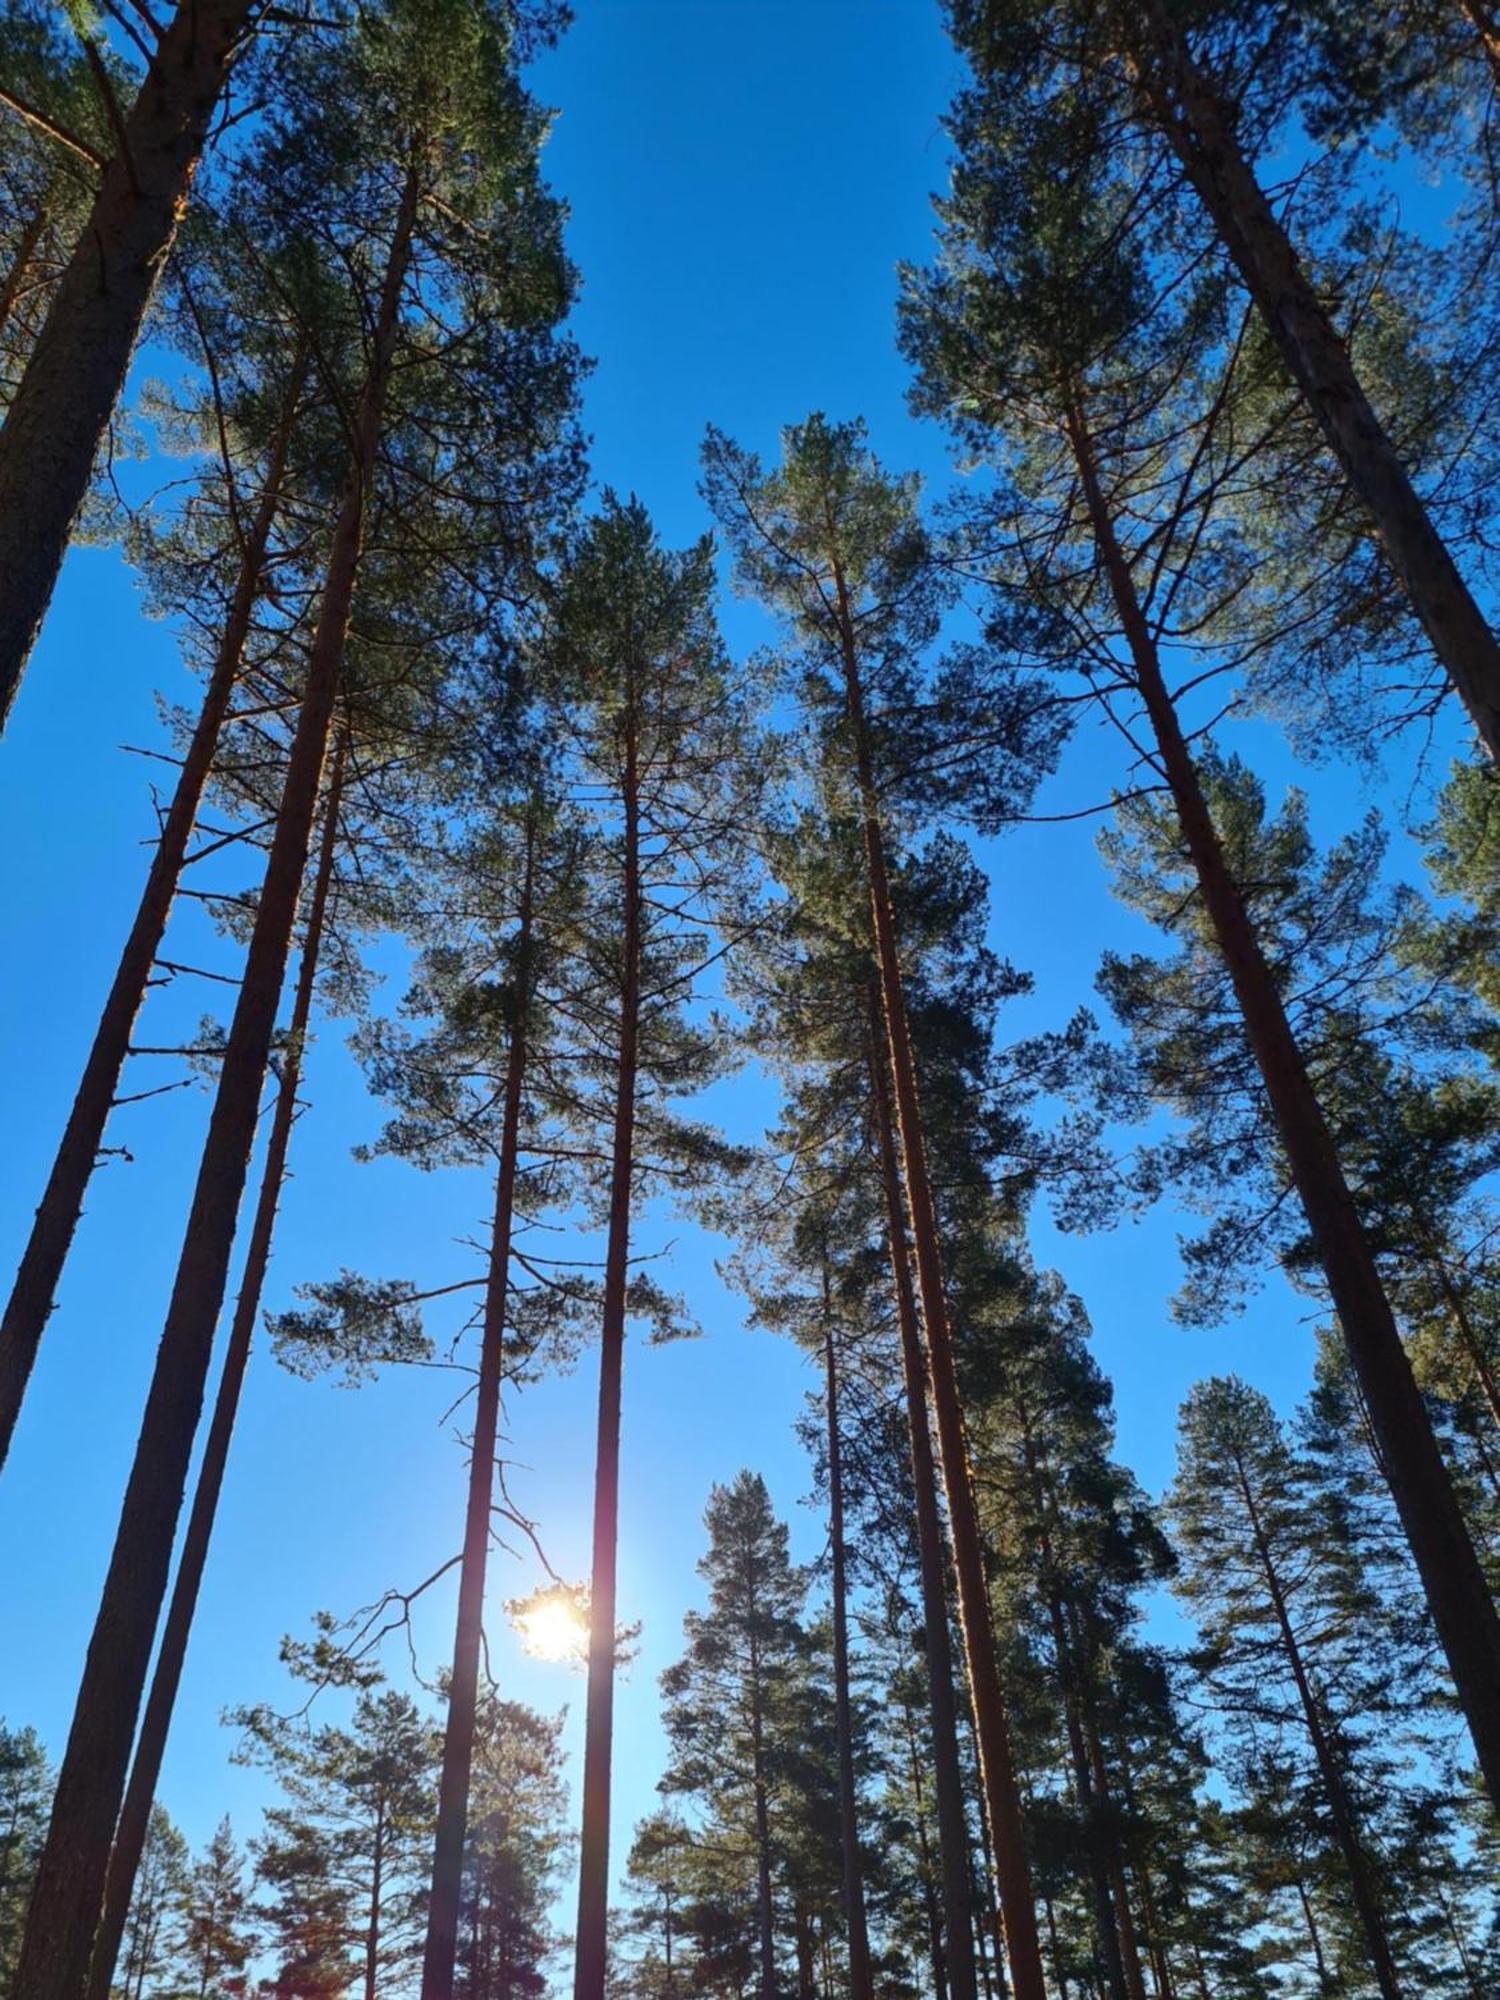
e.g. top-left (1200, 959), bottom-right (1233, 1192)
top-left (0, 0), bottom-right (1472, 1969)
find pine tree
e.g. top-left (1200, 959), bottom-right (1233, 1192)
top-left (900, 100), bottom-right (1500, 1809)
top-left (11, 7), bottom-right (579, 1989)
top-left (0, 0), bottom-right (296, 723)
top-left (175, 1818), bottom-right (256, 2000)
top-left (658, 1472), bottom-right (816, 2000)
top-left (115, 1805), bottom-right (189, 2000)
top-left (454, 1695), bottom-right (570, 1999)
top-left (940, 0), bottom-right (1500, 759)
top-left (706, 413), bottom-right (1061, 2000)
top-left (236, 1676), bottom-right (440, 1999)
top-left (0, 1721), bottom-right (49, 1986)
top-left (534, 497), bottom-right (759, 2000)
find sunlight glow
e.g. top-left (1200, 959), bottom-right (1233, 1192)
top-left (511, 1587), bottom-right (589, 1665)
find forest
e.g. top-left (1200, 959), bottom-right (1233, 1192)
top-left (2, 0), bottom-right (1500, 1994)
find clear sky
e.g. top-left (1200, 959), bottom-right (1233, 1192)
top-left (0, 0), bottom-right (1466, 1972)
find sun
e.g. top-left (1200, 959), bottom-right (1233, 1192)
top-left (510, 1585), bottom-right (589, 1664)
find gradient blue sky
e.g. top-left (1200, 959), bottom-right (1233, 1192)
top-left (0, 0), bottom-right (1467, 1966)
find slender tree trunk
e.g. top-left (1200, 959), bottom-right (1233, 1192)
top-left (83, 739), bottom-right (344, 2000)
top-left (1119, 0), bottom-right (1500, 762)
top-left (750, 1626), bottom-right (778, 2000)
top-left (1232, 1453), bottom-right (1405, 2000)
top-left (421, 814), bottom-right (537, 2000)
top-left (366, 1799), bottom-right (385, 2000)
top-left (0, 201), bottom-right (47, 359)
top-left (820, 1292), bottom-right (875, 2000)
top-left (1428, 1247), bottom-right (1500, 1437)
top-left (1043, 1892), bottom-right (1071, 2000)
top-left (1066, 396), bottom-right (1500, 1812)
top-left (0, 0), bottom-right (258, 725)
top-left (1295, 1877), bottom-right (1336, 1995)
top-left (1459, 0), bottom-right (1500, 93)
top-left (897, 1678), bottom-right (951, 2000)
top-left (574, 708), bottom-right (641, 2000)
top-left (866, 1003), bottom-right (981, 2000)
top-left (10, 163), bottom-right (418, 2000)
top-left (831, 559), bottom-right (1045, 2000)
top-left (0, 345), bottom-right (306, 1472)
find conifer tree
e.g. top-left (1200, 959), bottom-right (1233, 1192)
top-left (116, 1805), bottom-right (189, 2000)
top-left (901, 107), bottom-right (1500, 1809)
top-left (658, 1471), bottom-right (816, 2000)
top-left (705, 414), bottom-right (1059, 2000)
top-left (176, 1818), bottom-right (257, 2000)
top-left (234, 1675), bottom-right (440, 1999)
top-left (534, 498), bottom-right (758, 2000)
top-left (11, 6), bottom-right (579, 1990)
top-left (454, 1695), bottom-right (570, 1998)
top-left (1168, 1377), bottom-right (1458, 1998)
top-left (941, 0), bottom-right (1500, 759)
top-left (0, 1722), bottom-right (48, 1986)
top-left (0, 0), bottom-right (295, 723)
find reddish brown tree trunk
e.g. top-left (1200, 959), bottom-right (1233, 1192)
top-left (420, 812), bottom-right (537, 1999)
top-left (1124, 0), bottom-right (1500, 762)
top-left (574, 708), bottom-right (641, 2000)
top-left (83, 739), bottom-right (345, 2000)
top-left (0, 347), bottom-right (305, 1471)
top-left (820, 1292), bottom-right (874, 1999)
top-left (10, 163), bottom-right (417, 2000)
top-left (832, 558), bottom-right (1046, 2000)
top-left (866, 1009), bottom-right (980, 2000)
top-left (0, 0), bottom-right (257, 725)
top-left (1066, 396), bottom-right (1500, 1813)
top-left (1459, 0), bottom-right (1500, 92)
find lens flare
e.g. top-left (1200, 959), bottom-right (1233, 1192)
top-left (511, 1585), bottom-right (589, 1664)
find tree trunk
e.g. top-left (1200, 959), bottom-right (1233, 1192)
top-left (0, 201), bottom-right (47, 360)
top-left (0, 344), bottom-right (306, 1471)
top-left (366, 1798), bottom-right (385, 2000)
top-left (1066, 395), bottom-right (1500, 1813)
top-left (831, 556), bottom-right (1045, 2000)
top-left (1232, 1451), bottom-right (1405, 2000)
top-left (1459, 0), bottom-right (1500, 94)
top-left (820, 1292), bottom-right (875, 2000)
top-left (0, 0), bottom-right (257, 726)
top-left (573, 705), bottom-right (641, 2000)
top-left (1121, 0), bottom-right (1500, 763)
top-left (421, 811), bottom-right (537, 2000)
top-left (897, 1677), bottom-right (951, 2000)
top-left (10, 162), bottom-right (417, 2000)
top-left (1295, 1877), bottom-right (1335, 1995)
top-left (750, 1648), bottom-right (778, 2000)
top-left (866, 1003), bottom-right (980, 2000)
top-left (83, 739), bottom-right (345, 2000)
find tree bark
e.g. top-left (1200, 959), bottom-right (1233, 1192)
top-left (420, 810), bottom-right (537, 1999)
top-left (1458, 0), bottom-right (1500, 94)
top-left (1122, 0), bottom-right (1500, 763)
top-left (750, 1621), bottom-right (778, 2000)
top-left (0, 345), bottom-right (305, 1471)
top-left (573, 701), bottom-right (641, 2000)
top-left (819, 1292), bottom-right (874, 1999)
top-left (866, 1006), bottom-right (980, 2000)
top-left (365, 1797), bottom-right (385, 2000)
top-left (0, 0), bottom-right (258, 726)
top-left (1232, 1449), bottom-right (1405, 2000)
top-left (10, 160), bottom-right (417, 2000)
top-left (831, 555), bottom-right (1046, 2000)
top-left (83, 737), bottom-right (344, 2000)
top-left (1066, 394), bottom-right (1500, 1814)
top-left (0, 201), bottom-right (48, 361)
